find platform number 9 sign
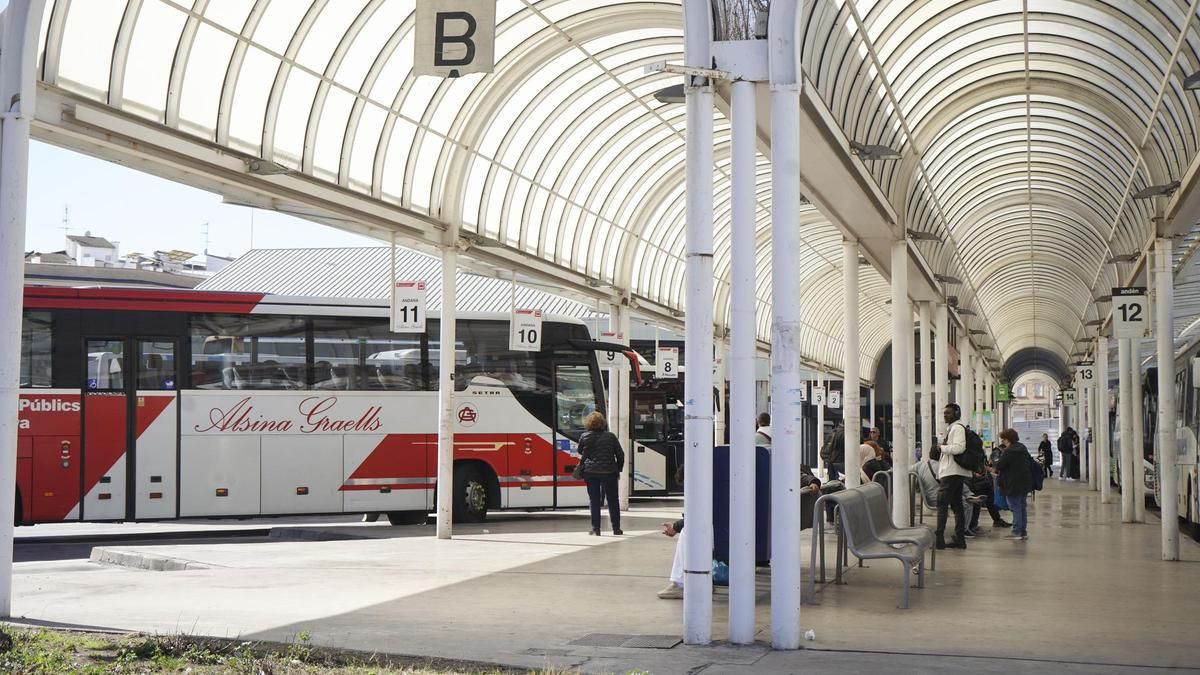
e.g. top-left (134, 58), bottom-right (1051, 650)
top-left (1112, 286), bottom-right (1150, 339)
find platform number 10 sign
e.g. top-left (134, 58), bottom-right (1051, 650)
top-left (1113, 286), bottom-right (1150, 339)
top-left (509, 308), bottom-right (543, 351)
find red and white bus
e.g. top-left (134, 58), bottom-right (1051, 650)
top-left (16, 286), bottom-right (618, 526)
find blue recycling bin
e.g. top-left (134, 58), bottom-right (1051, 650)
top-left (712, 445), bottom-right (772, 565)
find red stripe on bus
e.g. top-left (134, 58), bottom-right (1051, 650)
top-left (24, 287), bottom-right (265, 314)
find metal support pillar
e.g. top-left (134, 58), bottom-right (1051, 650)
top-left (935, 303), bottom-right (949, 445)
top-left (609, 303), bottom-right (632, 510)
top-left (1076, 377), bottom-right (1086, 483)
top-left (1155, 239), bottom-right (1180, 560)
top-left (890, 241), bottom-right (911, 525)
top-left (682, 0), bottom-right (714, 644)
top-left (816, 370), bottom-right (826, 478)
top-left (906, 303), bottom-right (916, 465)
top-left (869, 386), bottom-right (876, 429)
top-left (919, 302), bottom-right (932, 463)
top-left (0, 0), bottom-right (45, 618)
top-left (727, 78), bottom-right (756, 644)
top-left (1119, 338), bottom-right (1135, 521)
top-left (767, 1), bottom-right (803, 646)
top-left (436, 244), bottom-right (458, 540)
top-left (843, 240), bottom-right (861, 488)
top-left (960, 340), bottom-right (974, 428)
top-left (1098, 338), bottom-right (1111, 503)
top-left (714, 339), bottom-right (728, 446)
top-left (1132, 354), bottom-right (1146, 522)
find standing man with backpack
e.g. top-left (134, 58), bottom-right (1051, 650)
top-left (934, 403), bottom-right (976, 550)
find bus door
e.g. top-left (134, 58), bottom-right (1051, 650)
top-left (630, 392), bottom-right (671, 496)
top-left (82, 337), bottom-right (178, 520)
top-left (552, 362), bottom-right (598, 508)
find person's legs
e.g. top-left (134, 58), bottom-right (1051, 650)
top-left (659, 528), bottom-right (686, 598)
top-left (603, 474), bottom-right (621, 532)
top-left (944, 475), bottom-right (967, 546)
top-left (968, 502), bottom-right (981, 530)
top-left (1007, 493), bottom-right (1028, 537)
top-left (585, 478), bottom-right (603, 533)
top-left (935, 479), bottom-right (950, 546)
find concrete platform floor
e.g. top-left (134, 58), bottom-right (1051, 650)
top-left (10, 481), bottom-right (1200, 674)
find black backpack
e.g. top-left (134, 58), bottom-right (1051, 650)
top-left (953, 423), bottom-right (986, 473)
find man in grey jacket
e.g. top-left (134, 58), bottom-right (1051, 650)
top-left (935, 403), bottom-right (974, 550)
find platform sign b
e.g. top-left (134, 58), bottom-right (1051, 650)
top-left (415, 1), bottom-right (496, 77)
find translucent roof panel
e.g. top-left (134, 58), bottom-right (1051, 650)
top-left (803, 0), bottom-right (1200, 367)
top-left (37, 0), bottom-right (897, 378)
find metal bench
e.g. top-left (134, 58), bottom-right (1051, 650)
top-left (806, 486), bottom-right (927, 609)
top-left (859, 481), bottom-right (935, 571)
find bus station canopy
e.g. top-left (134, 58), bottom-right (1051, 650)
top-left (28, 0), bottom-right (1200, 383)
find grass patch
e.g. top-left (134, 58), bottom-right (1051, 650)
top-left (0, 625), bottom-right (595, 674)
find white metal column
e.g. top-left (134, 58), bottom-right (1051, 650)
top-left (1132, 351), bottom-right (1147, 521)
top-left (768, 1), bottom-right (803, 647)
top-left (906, 303), bottom-right (916, 466)
top-left (682, 0), bottom-right (715, 644)
top-left (1087, 370), bottom-right (1097, 491)
top-left (0, 0), bottom-right (45, 618)
top-left (727, 78), bottom-right (756, 644)
top-left (436, 245), bottom-right (458, 540)
top-left (961, 340), bottom-right (974, 427)
top-left (843, 240), bottom-right (861, 489)
top-left (890, 241), bottom-right (911, 525)
top-left (714, 339), bottom-right (728, 446)
top-left (1119, 338), bottom-right (1135, 521)
top-left (919, 302), bottom-right (932, 463)
top-left (1098, 337), bottom-right (1111, 503)
top-left (935, 304), bottom-right (949, 444)
top-left (609, 303), bottom-right (632, 510)
top-left (1155, 239), bottom-right (1180, 560)
top-left (869, 387), bottom-right (876, 429)
top-left (816, 370), bottom-right (826, 478)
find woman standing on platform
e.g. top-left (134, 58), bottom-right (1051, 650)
top-left (994, 428), bottom-right (1033, 541)
top-left (579, 411), bottom-right (624, 536)
top-left (1037, 433), bottom-right (1053, 477)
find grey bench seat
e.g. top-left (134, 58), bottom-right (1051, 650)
top-left (806, 486), bottom-right (928, 608)
top-left (859, 481), bottom-right (936, 571)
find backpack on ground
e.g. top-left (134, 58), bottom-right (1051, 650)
top-left (953, 423), bottom-right (986, 473)
top-left (1027, 453), bottom-right (1045, 491)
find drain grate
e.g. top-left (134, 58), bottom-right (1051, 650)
top-left (569, 634), bottom-right (630, 647)
top-left (569, 633), bottom-right (681, 649)
top-left (619, 635), bottom-right (681, 649)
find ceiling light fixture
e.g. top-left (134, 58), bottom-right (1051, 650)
top-left (934, 273), bottom-right (962, 284)
top-left (906, 228), bottom-right (940, 242)
top-left (244, 159), bottom-right (290, 176)
top-left (957, 308), bottom-right (977, 316)
top-left (1107, 253), bottom-right (1140, 264)
top-left (1133, 181), bottom-right (1180, 200)
top-left (1185, 70), bottom-right (1200, 91)
top-left (850, 141), bottom-right (902, 161)
top-left (969, 329), bottom-right (987, 335)
top-left (652, 84), bottom-right (685, 104)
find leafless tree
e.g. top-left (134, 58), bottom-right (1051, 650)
top-left (711, 0), bottom-right (772, 41)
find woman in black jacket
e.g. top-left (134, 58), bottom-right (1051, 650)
top-left (1037, 433), bottom-right (1053, 477)
top-left (579, 411), bottom-right (625, 535)
top-left (994, 428), bottom-right (1033, 541)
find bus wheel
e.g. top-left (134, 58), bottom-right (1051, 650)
top-left (454, 464), bottom-right (490, 523)
top-left (14, 487), bottom-right (22, 526)
top-left (386, 511), bottom-right (429, 526)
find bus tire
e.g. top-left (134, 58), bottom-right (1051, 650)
top-left (454, 463), bottom-right (491, 523)
top-left (14, 486), bottom-right (22, 526)
top-left (386, 511), bottom-right (429, 526)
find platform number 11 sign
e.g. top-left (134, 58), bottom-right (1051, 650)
top-left (391, 281), bottom-right (427, 332)
top-left (1113, 286), bottom-right (1150, 339)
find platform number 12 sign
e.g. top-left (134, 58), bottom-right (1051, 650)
top-left (509, 309), bottom-right (543, 351)
top-left (391, 281), bottom-right (427, 332)
top-left (1113, 286), bottom-right (1150, 339)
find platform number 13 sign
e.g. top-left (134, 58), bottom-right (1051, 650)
top-left (1113, 287), bottom-right (1150, 339)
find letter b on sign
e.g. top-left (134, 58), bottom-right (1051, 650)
top-left (415, 1), bottom-right (496, 77)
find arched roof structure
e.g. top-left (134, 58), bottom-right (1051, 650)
top-left (27, 0), bottom-right (1200, 383)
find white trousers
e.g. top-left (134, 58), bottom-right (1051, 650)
top-left (670, 528), bottom-right (685, 587)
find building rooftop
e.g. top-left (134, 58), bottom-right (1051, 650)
top-left (65, 234), bottom-right (116, 249)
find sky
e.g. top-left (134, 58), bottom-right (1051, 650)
top-left (25, 141), bottom-right (377, 260)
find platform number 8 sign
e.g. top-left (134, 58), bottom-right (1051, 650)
top-left (657, 347), bottom-right (678, 380)
top-left (1112, 286), bottom-right (1150, 339)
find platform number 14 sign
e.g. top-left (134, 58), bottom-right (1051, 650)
top-left (1113, 287), bottom-right (1150, 339)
